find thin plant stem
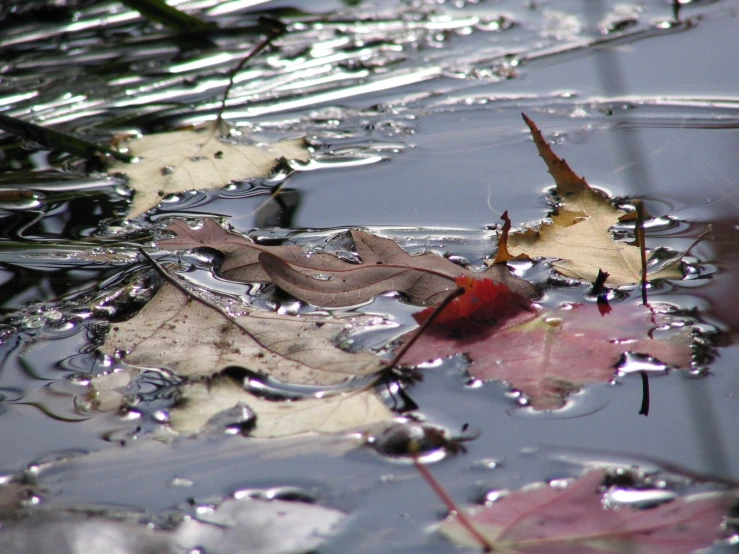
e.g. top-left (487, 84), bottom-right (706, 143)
top-left (413, 458), bottom-right (494, 552)
top-left (638, 371), bottom-right (650, 416)
top-left (633, 200), bottom-right (648, 306)
top-left (385, 287), bottom-right (465, 369)
top-left (216, 19), bottom-right (286, 127)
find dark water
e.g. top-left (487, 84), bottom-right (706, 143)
top-left (0, 0), bottom-right (738, 552)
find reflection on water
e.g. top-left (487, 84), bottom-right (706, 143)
top-left (0, 0), bottom-right (738, 552)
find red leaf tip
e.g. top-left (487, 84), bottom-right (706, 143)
top-left (414, 276), bottom-right (534, 327)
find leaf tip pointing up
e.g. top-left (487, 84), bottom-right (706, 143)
top-left (522, 113), bottom-right (589, 196)
top-left (493, 210), bottom-right (530, 265)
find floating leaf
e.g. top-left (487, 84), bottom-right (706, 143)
top-left (159, 219), bottom-right (350, 282)
top-left (438, 469), bottom-right (736, 553)
top-left (401, 299), bottom-right (692, 410)
top-left (170, 376), bottom-right (393, 438)
top-left (507, 115), bottom-right (681, 286)
top-left (108, 123), bottom-right (309, 218)
top-left (259, 229), bottom-right (537, 308)
top-left (160, 223), bottom-right (537, 306)
top-left (101, 281), bottom-right (384, 386)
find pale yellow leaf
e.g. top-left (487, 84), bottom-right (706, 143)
top-left (101, 282), bottom-right (384, 386)
top-left (170, 377), bottom-right (393, 439)
top-left (510, 115), bottom-right (682, 286)
top-left (108, 123), bottom-right (309, 218)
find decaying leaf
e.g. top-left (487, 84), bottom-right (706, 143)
top-left (159, 222), bottom-right (537, 306)
top-left (507, 115), bottom-right (681, 286)
top-left (169, 376), bottom-right (393, 438)
top-left (108, 123), bottom-right (309, 218)
top-left (438, 469), bottom-right (736, 553)
top-left (101, 281), bottom-right (384, 386)
top-left (259, 230), bottom-right (537, 308)
top-left (159, 218), bottom-right (350, 282)
top-left (402, 297), bottom-right (693, 410)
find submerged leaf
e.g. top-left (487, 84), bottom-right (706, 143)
top-left (401, 301), bottom-right (693, 410)
top-left (438, 469), bottom-right (736, 553)
top-left (170, 377), bottom-right (392, 438)
top-left (101, 281), bottom-right (383, 386)
top-left (508, 115), bottom-right (681, 285)
top-left (108, 123), bottom-right (309, 218)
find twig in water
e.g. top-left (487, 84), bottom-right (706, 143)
top-left (385, 287), bottom-right (465, 369)
top-left (638, 371), bottom-right (650, 416)
top-left (414, 458), bottom-right (493, 552)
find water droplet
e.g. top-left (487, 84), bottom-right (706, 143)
top-left (170, 477), bottom-right (194, 487)
top-left (616, 352), bottom-right (668, 376)
top-left (152, 409), bottom-right (170, 423)
top-left (204, 402), bottom-right (256, 435)
top-left (310, 273), bottom-right (335, 281)
top-left (484, 489), bottom-right (509, 504)
top-left (603, 487), bottom-right (678, 509)
top-left (22, 315), bottom-right (46, 329)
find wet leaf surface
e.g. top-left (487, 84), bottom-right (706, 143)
top-left (159, 218), bottom-right (352, 283)
top-left (0, 1), bottom-right (737, 552)
top-left (102, 281), bottom-right (384, 386)
top-left (402, 297), bottom-right (693, 410)
top-left (438, 469), bottom-right (736, 553)
top-left (507, 115), bottom-right (682, 286)
top-left (108, 123), bottom-right (309, 218)
top-left (170, 376), bottom-right (393, 439)
top-left (260, 229), bottom-right (537, 307)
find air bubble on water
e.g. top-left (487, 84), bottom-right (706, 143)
top-left (21, 495), bottom-right (41, 507)
top-left (474, 458), bottom-right (504, 471)
top-left (120, 409), bottom-right (142, 421)
top-left (170, 477), bottom-right (194, 488)
top-left (464, 377), bottom-right (483, 389)
top-left (195, 505), bottom-right (215, 516)
top-left (152, 409), bottom-right (170, 423)
top-left (484, 489), bottom-right (509, 505)
top-left (549, 478), bottom-right (571, 489)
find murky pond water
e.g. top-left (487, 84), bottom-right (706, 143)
top-left (0, 0), bottom-right (738, 552)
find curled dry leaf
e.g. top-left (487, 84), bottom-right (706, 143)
top-left (159, 218), bottom-right (349, 282)
top-left (169, 376), bottom-right (393, 439)
top-left (259, 229), bottom-right (537, 308)
top-left (438, 469), bottom-right (736, 554)
top-left (101, 281), bottom-right (384, 386)
top-left (108, 122), bottom-right (309, 218)
top-left (159, 222), bottom-right (537, 306)
top-left (401, 287), bottom-right (693, 410)
top-left (507, 115), bottom-right (682, 286)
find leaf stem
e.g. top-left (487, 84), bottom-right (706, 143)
top-left (385, 287), bottom-right (465, 369)
top-left (638, 371), bottom-right (650, 416)
top-left (633, 200), bottom-right (648, 306)
top-left (413, 458), bottom-right (494, 552)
